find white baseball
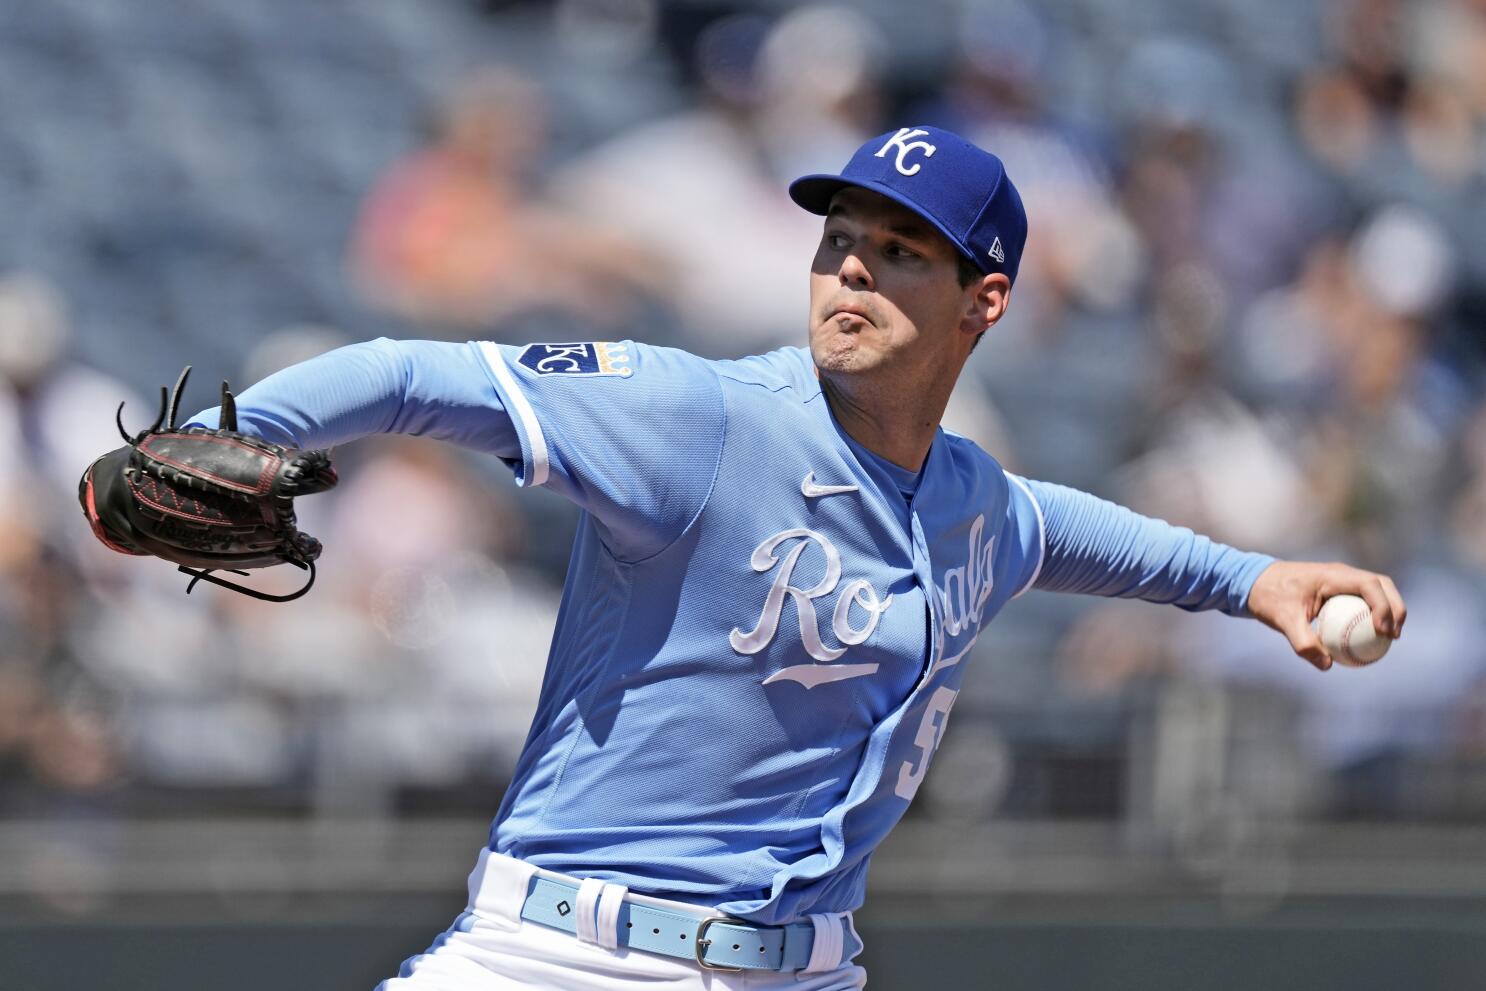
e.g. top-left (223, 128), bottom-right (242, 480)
top-left (1316, 594), bottom-right (1390, 667)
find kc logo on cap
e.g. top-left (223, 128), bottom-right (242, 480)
top-left (874, 127), bottom-right (937, 177)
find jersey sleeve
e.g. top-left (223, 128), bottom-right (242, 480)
top-left (188, 337), bottom-right (725, 562)
top-left (1020, 477), bottom-right (1275, 617)
top-left (472, 341), bottom-right (725, 561)
top-left (189, 337), bottom-right (522, 453)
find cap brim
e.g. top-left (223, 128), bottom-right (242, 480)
top-left (788, 174), bottom-right (855, 215)
top-left (787, 174), bottom-right (992, 274)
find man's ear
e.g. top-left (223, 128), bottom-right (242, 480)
top-left (963, 273), bottom-right (1011, 336)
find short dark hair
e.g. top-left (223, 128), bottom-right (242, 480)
top-left (956, 254), bottom-right (990, 351)
top-left (955, 253), bottom-right (982, 289)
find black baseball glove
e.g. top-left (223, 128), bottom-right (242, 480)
top-left (79, 367), bottom-right (337, 601)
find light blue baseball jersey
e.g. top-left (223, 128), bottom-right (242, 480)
top-left (192, 337), bottom-right (1273, 925)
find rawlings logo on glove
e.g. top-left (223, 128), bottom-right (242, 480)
top-left (78, 367), bottom-right (337, 601)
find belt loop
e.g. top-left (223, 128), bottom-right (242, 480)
top-left (575, 877), bottom-right (606, 945)
top-left (842, 912), bottom-right (863, 962)
top-left (595, 882), bottom-right (629, 950)
top-left (801, 912), bottom-right (845, 973)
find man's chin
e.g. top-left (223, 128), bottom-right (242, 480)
top-left (811, 337), bottom-right (861, 374)
top-left (811, 326), bottom-right (868, 370)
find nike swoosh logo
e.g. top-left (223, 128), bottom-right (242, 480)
top-left (801, 472), bottom-right (859, 498)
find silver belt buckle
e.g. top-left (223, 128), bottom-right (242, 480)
top-left (694, 916), bottom-right (744, 972)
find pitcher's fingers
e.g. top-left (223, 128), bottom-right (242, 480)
top-left (1378, 574), bottom-right (1406, 636)
top-left (1350, 574), bottom-right (1398, 639)
top-left (1280, 609), bottom-right (1331, 672)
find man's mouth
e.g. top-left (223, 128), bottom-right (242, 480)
top-left (829, 304), bottom-right (874, 325)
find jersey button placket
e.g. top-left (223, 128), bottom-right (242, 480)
top-left (908, 513), bottom-right (940, 690)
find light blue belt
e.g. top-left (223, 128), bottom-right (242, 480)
top-left (520, 876), bottom-right (816, 972)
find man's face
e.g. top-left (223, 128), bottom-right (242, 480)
top-left (808, 187), bottom-right (975, 378)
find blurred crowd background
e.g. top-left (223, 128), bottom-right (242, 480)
top-left (3, 0), bottom-right (1486, 934)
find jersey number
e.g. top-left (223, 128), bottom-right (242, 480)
top-left (894, 686), bottom-right (959, 800)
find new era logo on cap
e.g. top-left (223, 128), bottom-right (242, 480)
top-left (788, 125), bottom-right (1028, 284)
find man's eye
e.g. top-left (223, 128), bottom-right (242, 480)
top-left (887, 244), bottom-right (918, 259)
top-left (827, 233), bottom-right (851, 249)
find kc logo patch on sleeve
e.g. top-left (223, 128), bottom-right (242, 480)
top-left (517, 342), bottom-right (633, 377)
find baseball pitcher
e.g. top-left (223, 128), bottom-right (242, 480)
top-left (79, 127), bottom-right (1406, 989)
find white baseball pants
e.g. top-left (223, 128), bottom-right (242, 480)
top-left (374, 850), bottom-right (868, 990)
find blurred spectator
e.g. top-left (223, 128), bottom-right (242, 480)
top-left (918, 3), bottom-right (1141, 347)
top-left (251, 437), bottom-right (552, 809)
top-left (1293, 66), bottom-right (1384, 182)
top-left (753, 5), bottom-right (884, 183)
top-left (323, 437), bottom-right (520, 596)
top-left (1452, 401), bottom-right (1486, 571)
top-left (550, 9), bottom-right (866, 353)
top-left (350, 66), bottom-right (666, 334)
top-left (1296, 0), bottom-right (1484, 220)
top-left (1235, 236), bottom-right (1359, 406)
top-left (0, 274), bottom-right (146, 511)
top-left (1118, 38), bottom-right (1324, 300)
top-left (1411, 0), bottom-right (1486, 124)
top-left (1117, 392), bottom-right (1320, 554)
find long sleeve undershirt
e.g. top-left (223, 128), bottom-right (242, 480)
top-left (1021, 478), bottom-right (1272, 617)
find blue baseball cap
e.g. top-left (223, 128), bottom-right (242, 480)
top-left (789, 126), bottom-right (1028, 284)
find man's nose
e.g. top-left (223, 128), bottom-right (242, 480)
top-left (838, 252), bottom-right (874, 291)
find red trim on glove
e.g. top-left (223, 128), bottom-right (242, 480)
top-left (84, 470), bottom-right (145, 556)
